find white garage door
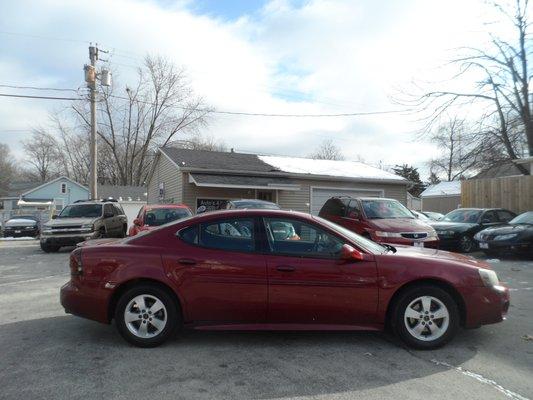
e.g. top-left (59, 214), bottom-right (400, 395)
top-left (310, 187), bottom-right (383, 215)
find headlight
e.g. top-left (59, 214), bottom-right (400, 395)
top-left (473, 232), bottom-right (482, 241)
top-left (25, 226), bottom-right (35, 229)
top-left (494, 233), bottom-right (517, 241)
top-left (374, 231), bottom-right (402, 238)
top-left (81, 224), bottom-right (94, 231)
top-left (478, 269), bottom-right (499, 287)
top-left (427, 229), bottom-right (438, 239)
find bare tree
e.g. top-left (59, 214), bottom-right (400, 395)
top-left (22, 129), bottom-right (61, 182)
top-left (429, 117), bottom-right (481, 180)
top-left (403, 0), bottom-right (532, 174)
top-left (169, 133), bottom-right (227, 151)
top-left (309, 139), bottom-right (345, 160)
top-left (0, 144), bottom-right (17, 196)
top-left (68, 55), bottom-right (210, 186)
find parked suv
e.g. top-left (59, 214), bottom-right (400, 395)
top-left (319, 196), bottom-right (439, 248)
top-left (40, 199), bottom-right (128, 252)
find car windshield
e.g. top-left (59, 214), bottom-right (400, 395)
top-left (145, 208), bottom-right (192, 226)
top-left (58, 204), bottom-right (102, 218)
top-left (314, 216), bottom-right (387, 255)
top-left (510, 211), bottom-right (533, 225)
top-left (412, 210), bottom-right (430, 221)
top-left (361, 199), bottom-right (414, 219)
top-left (233, 201), bottom-right (280, 209)
top-left (442, 209), bottom-right (481, 224)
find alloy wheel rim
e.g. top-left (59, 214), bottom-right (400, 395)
top-left (124, 294), bottom-right (167, 339)
top-left (404, 296), bottom-right (449, 342)
top-left (461, 236), bottom-right (472, 252)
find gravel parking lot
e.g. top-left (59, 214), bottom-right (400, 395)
top-left (0, 239), bottom-right (531, 400)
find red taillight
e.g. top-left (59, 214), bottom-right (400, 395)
top-left (70, 248), bottom-right (83, 276)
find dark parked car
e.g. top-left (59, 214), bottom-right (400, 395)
top-left (319, 197), bottom-right (439, 248)
top-left (226, 199), bottom-right (280, 210)
top-left (2, 215), bottom-right (40, 238)
top-left (61, 209), bottom-right (509, 349)
top-left (474, 211), bottom-right (533, 257)
top-left (431, 208), bottom-right (516, 253)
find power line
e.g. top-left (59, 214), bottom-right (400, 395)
top-left (0, 84), bottom-right (79, 92)
top-left (0, 30), bottom-right (88, 44)
top-left (0, 93), bottom-right (82, 101)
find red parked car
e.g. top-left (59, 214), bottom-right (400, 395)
top-left (319, 197), bottom-right (439, 248)
top-left (128, 204), bottom-right (192, 236)
top-left (61, 209), bottom-right (509, 349)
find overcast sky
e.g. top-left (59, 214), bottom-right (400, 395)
top-left (0, 0), bottom-right (504, 179)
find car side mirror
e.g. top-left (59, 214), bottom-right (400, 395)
top-left (196, 205), bottom-right (207, 214)
top-left (104, 212), bottom-right (114, 218)
top-left (340, 244), bottom-right (364, 262)
top-left (133, 218), bottom-right (142, 226)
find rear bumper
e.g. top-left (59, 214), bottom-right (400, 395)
top-left (60, 280), bottom-right (111, 324)
top-left (460, 285), bottom-right (510, 328)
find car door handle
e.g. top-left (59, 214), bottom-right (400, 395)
top-left (178, 258), bottom-right (197, 265)
top-left (276, 265), bottom-right (296, 272)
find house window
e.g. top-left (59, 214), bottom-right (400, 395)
top-left (60, 183), bottom-right (67, 194)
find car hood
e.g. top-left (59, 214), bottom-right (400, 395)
top-left (369, 218), bottom-right (434, 233)
top-left (430, 221), bottom-right (477, 232)
top-left (390, 245), bottom-right (491, 270)
top-left (5, 219), bottom-right (37, 227)
top-left (479, 224), bottom-right (531, 235)
top-left (45, 217), bottom-right (97, 227)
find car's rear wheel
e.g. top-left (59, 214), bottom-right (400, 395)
top-left (392, 285), bottom-right (459, 349)
top-left (459, 235), bottom-right (475, 253)
top-left (115, 284), bottom-right (179, 347)
top-left (40, 242), bottom-right (60, 253)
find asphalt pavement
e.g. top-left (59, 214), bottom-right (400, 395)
top-left (0, 239), bottom-right (531, 400)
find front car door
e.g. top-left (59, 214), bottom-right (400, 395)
top-left (163, 217), bottom-right (268, 326)
top-left (262, 217), bottom-right (379, 326)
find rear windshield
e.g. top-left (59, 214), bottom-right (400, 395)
top-left (58, 204), bottom-right (102, 218)
top-left (361, 199), bottom-right (414, 219)
top-left (145, 208), bottom-right (192, 226)
top-left (443, 209), bottom-right (481, 224)
top-left (232, 201), bottom-right (280, 209)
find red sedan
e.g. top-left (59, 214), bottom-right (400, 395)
top-left (61, 209), bottom-right (509, 349)
top-left (128, 204), bottom-right (192, 236)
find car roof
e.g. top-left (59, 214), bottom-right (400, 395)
top-left (330, 196), bottom-right (396, 201)
top-left (145, 204), bottom-right (190, 210)
top-left (190, 209), bottom-right (312, 222)
top-left (229, 199), bottom-right (277, 205)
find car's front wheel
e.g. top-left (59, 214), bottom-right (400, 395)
top-left (115, 284), bottom-right (180, 347)
top-left (40, 242), bottom-right (60, 253)
top-left (459, 235), bottom-right (475, 253)
top-left (392, 285), bottom-right (459, 349)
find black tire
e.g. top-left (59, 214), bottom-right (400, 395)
top-left (96, 227), bottom-right (107, 239)
top-left (392, 285), bottom-right (459, 350)
top-left (115, 284), bottom-right (180, 348)
top-left (121, 225), bottom-right (127, 238)
top-left (40, 242), bottom-right (60, 253)
top-left (458, 235), bottom-right (475, 253)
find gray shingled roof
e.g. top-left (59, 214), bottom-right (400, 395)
top-left (190, 173), bottom-right (295, 186)
top-left (160, 147), bottom-right (280, 173)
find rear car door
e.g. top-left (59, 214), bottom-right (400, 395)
top-left (263, 217), bottom-right (378, 325)
top-left (164, 217), bottom-right (268, 325)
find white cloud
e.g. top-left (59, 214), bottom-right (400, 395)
top-left (0, 0), bottom-right (505, 178)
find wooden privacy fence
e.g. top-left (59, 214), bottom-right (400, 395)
top-left (461, 176), bottom-right (533, 214)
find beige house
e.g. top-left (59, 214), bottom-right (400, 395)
top-left (420, 181), bottom-right (461, 214)
top-left (146, 147), bottom-right (409, 214)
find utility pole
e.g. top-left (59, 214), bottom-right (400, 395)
top-left (84, 44), bottom-right (111, 200)
top-left (88, 45), bottom-right (98, 200)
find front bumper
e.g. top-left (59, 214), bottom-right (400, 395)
top-left (60, 280), bottom-right (111, 324)
top-left (460, 285), bottom-right (510, 328)
top-left (2, 227), bottom-right (39, 237)
top-left (41, 232), bottom-right (99, 246)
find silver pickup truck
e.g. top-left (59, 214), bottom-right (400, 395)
top-left (40, 200), bottom-right (128, 252)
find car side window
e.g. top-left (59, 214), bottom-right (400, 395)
top-left (320, 199), bottom-right (345, 217)
top-left (199, 218), bottom-right (254, 253)
top-left (481, 211), bottom-right (498, 223)
top-left (179, 225), bottom-right (199, 245)
top-left (496, 210), bottom-right (514, 222)
top-left (263, 217), bottom-right (344, 259)
top-left (104, 204), bottom-right (113, 217)
top-left (346, 200), bottom-right (361, 219)
top-left (114, 204), bottom-right (125, 215)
